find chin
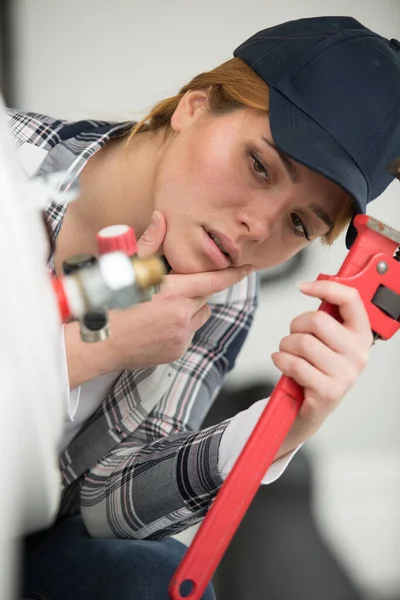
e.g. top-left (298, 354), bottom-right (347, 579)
top-left (163, 243), bottom-right (210, 275)
top-left (164, 254), bottom-right (206, 274)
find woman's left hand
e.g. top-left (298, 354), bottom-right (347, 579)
top-left (272, 279), bottom-right (374, 458)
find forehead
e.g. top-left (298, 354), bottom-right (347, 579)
top-left (290, 158), bottom-right (350, 216)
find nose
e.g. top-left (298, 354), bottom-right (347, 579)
top-left (237, 202), bottom-right (281, 243)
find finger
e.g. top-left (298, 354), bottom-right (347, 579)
top-left (137, 210), bottom-right (167, 259)
top-left (271, 350), bottom-right (328, 395)
top-left (297, 280), bottom-right (371, 338)
top-left (191, 304), bottom-right (212, 331)
top-left (153, 295), bottom-right (209, 337)
top-left (279, 333), bottom-right (365, 381)
top-left (162, 265), bottom-right (253, 298)
top-left (290, 310), bottom-right (365, 356)
top-left (279, 332), bottom-right (344, 377)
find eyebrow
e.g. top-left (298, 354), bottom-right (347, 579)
top-left (309, 203), bottom-right (334, 234)
top-left (262, 136), bottom-right (299, 183)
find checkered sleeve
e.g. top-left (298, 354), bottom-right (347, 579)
top-left (80, 274), bottom-right (258, 539)
top-left (5, 108), bottom-right (68, 148)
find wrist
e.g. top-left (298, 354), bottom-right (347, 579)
top-left (64, 320), bottom-right (120, 389)
top-left (275, 418), bottom-right (321, 461)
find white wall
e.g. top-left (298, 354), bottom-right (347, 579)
top-left (12, 0), bottom-right (400, 597)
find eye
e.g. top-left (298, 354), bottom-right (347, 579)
top-left (291, 213), bottom-right (310, 241)
top-left (250, 152), bottom-right (271, 184)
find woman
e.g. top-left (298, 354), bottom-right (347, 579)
top-left (16, 15), bottom-right (400, 600)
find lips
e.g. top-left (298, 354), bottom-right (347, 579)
top-left (205, 228), bottom-right (240, 264)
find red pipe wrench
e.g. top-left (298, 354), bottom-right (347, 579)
top-left (169, 212), bottom-right (400, 600)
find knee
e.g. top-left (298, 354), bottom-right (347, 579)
top-left (160, 539), bottom-right (216, 600)
top-left (129, 536), bottom-right (187, 576)
top-left (25, 526), bottom-right (215, 600)
top-left (121, 537), bottom-right (215, 600)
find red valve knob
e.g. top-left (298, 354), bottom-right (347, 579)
top-left (97, 224), bottom-right (137, 256)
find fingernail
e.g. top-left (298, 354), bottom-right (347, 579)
top-left (148, 212), bottom-right (157, 230)
top-left (296, 281), bottom-right (312, 289)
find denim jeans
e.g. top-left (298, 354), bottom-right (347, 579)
top-left (22, 515), bottom-right (215, 600)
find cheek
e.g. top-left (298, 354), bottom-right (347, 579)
top-left (198, 130), bottom-right (246, 192)
top-left (251, 231), bottom-right (307, 270)
top-left (178, 132), bottom-right (237, 200)
top-left (156, 134), bottom-right (242, 213)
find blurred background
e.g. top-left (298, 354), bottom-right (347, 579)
top-left (1, 1), bottom-right (399, 599)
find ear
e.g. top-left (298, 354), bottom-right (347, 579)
top-left (170, 89), bottom-right (209, 133)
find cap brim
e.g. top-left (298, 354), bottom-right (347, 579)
top-left (269, 87), bottom-right (367, 248)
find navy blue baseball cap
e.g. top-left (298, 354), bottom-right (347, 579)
top-left (234, 16), bottom-right (400, 247)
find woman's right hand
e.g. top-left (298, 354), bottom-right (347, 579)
top-left (102, 211), bottom-right (252, 372)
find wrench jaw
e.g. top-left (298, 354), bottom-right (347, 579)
top-left (370, 157), bottom-right (400, 340)
top-left (366, 216), bottom-right (400, 245)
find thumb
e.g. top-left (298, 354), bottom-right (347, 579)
top-left (137, 210), bottom-right (167, 258)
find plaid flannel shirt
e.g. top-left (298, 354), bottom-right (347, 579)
top-left (6, 108), bottom-right (257, 539)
